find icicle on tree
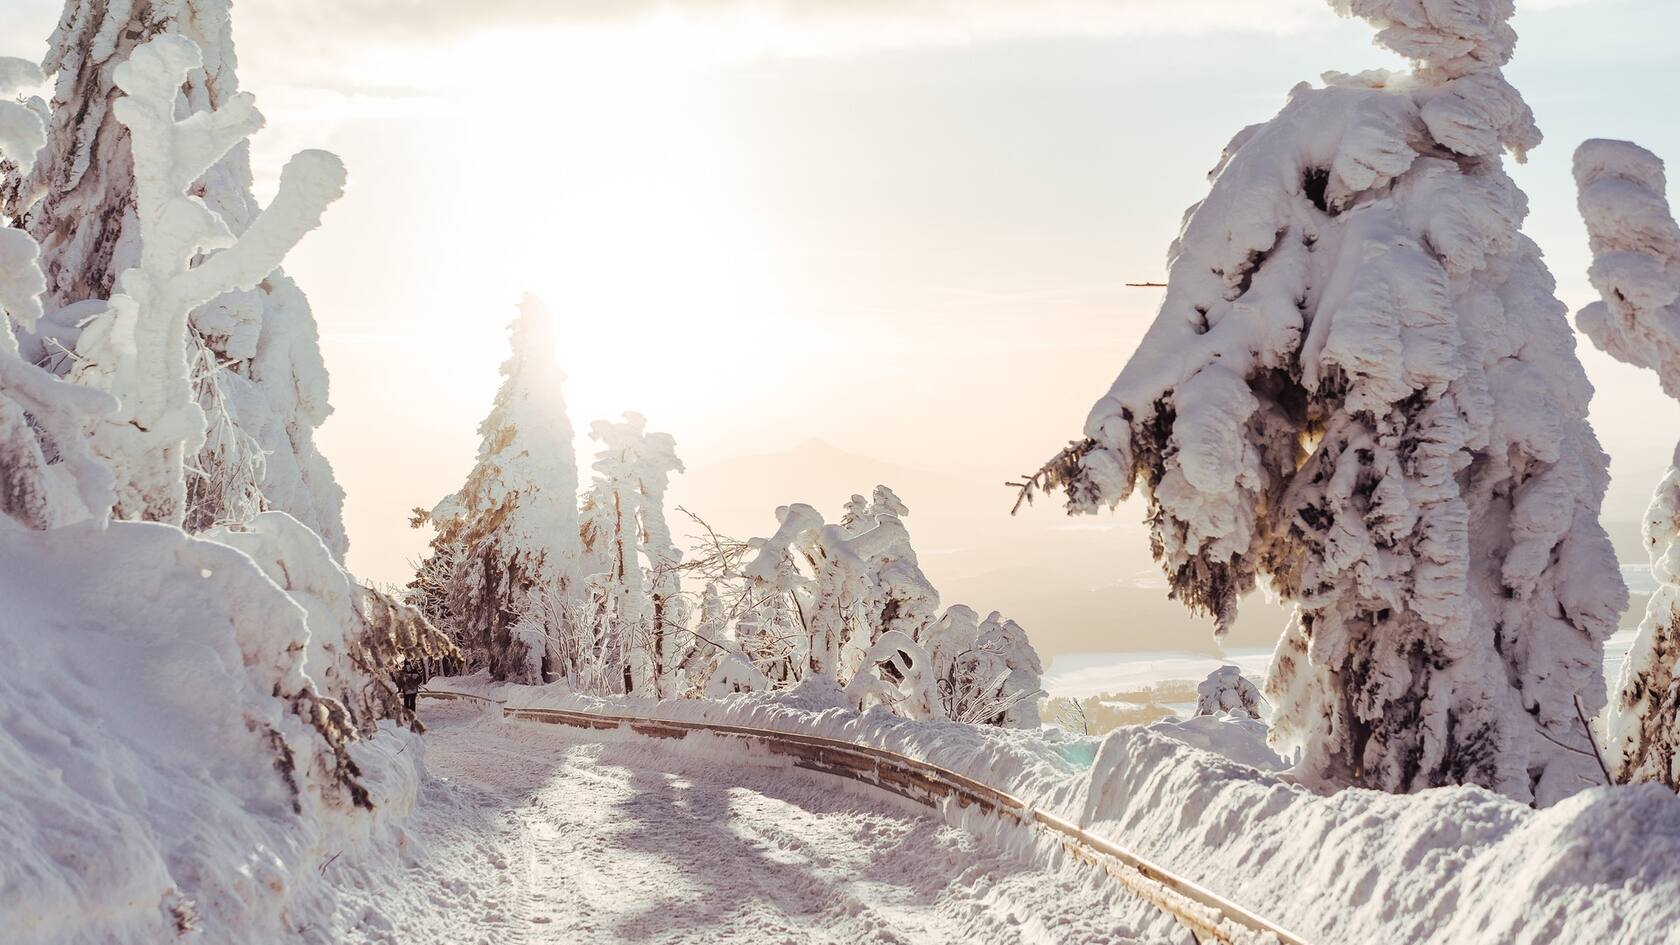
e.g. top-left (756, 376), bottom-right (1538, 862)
top-left (0, 56), bottom-right (117, 529)
top-left (1016, 0), bottom-right (1624, 803)
top-left (4, 0), bottom-right (348, 549)
top-left (1574, 139), bottom-right (1680, 789)
top-left (41, 34), bottom-right (345, 528)
top-left (577, 412), bottom-right (685, 695)
top-left (423, 296), bottom-right (583, 683)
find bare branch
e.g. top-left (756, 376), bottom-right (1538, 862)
top-left (1573, 694), bottom-right (1615, 786)
top-left (1008, 437), bottom-right (1099, 515)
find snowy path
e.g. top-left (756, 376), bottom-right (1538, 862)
top-left (330, 701), bottom-right (1160, 944)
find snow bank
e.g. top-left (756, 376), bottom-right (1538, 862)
top-left (0, 520), bottom-right (420, 944)
top-left (444, 678), bottom-right (1680, 944)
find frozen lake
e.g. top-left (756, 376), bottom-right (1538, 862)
top-left (1045, 628), bottom-right (1643, 704)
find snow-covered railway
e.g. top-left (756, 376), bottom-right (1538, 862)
top-left (336, 700), bottom-right (1161, 944)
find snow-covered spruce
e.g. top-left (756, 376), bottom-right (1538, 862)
top-left (40, 33), bottom-right (345, 530)
top-left (1020, 0), bottom-right (1623, 803)
top-left (0, 56), bottom-right (117, 530)
top-left (1573, 138), bottom-right (1680, 789)
top-left (734, 490), bottom-right (1042, 726)
top-left (5, 0), bottom-right (347, 550)
top-left (1196, 665), bottom-right (1263, 720)
top-left (417, 296), bottom-right (583, 683)
top-left (577, 411), bottom-right (687, 695)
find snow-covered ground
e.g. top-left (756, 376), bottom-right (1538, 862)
top-left (425, 675), bottom-right (1680, 944)
top-left (340, 700), bottom-right (1160, 944)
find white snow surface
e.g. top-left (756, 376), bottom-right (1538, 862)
top-left (430, 675), bottom-right (1680, 944)
top-left (354, 699), bottom-right (1160, 944)
top-left (0, 519), bottom-right (420, 945)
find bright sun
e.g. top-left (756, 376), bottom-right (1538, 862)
top-left (455, 25), bottom-right (790, 441)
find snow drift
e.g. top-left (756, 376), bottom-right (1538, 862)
top-left (0, 520), bottom-right (421, 944)
top-left (437, 676), bottom-right (1680, 945)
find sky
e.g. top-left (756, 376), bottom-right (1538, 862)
top-left (7, 0), bottom-right (1680, 663)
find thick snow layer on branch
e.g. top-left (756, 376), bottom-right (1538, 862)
top-left (67, 34), bottom-right (343, 527)
top-left (208, 511), bottom-right (453, 734)
top-left (0, 65), bottom-right (119, 530)
top-left (1037, 0), bottom-right (1621, 804)
top-left (0, 520), bottom-right (420, 945)
top-left (1573, 138), bottom-right (1680, 789)
top-left (439, 676), bottom-right (1680, 945)
top-left (6, 2), bottom-right (348, 550)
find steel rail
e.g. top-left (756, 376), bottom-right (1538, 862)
top-left (418, 690), bottom-right (1311, 945)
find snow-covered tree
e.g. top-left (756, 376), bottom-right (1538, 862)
top-left (1017, 0), bottom-right (1624, 803)
top-left (1196, 666), bottom-right (1264, 720)
top-left (5, 0), bottom-right (347, 550)
top-left (844, 630), bottom-right (943, 720)
top-left (424, 296), bottom-right (583, 682)
top-left (33, 34), bottom-right (344, 530)
top-left (922, 605), bottom-right (1044, 728)
top-left (1574, 138), bottom-right (1680, 790)
top-left (2, 29), bottom-right (420, 853)
top-left (975, 611), bottom-right (1042, 728)
top-left (577, 412), bottom-right (687, 695)
top-left (625, 416), bottom-right (688, 694)
top-left (732, 490), bottom-right (1042, 726)
top-left (843, 486), bottom-right (939, 647)
top-left (0, 57), bottom-right (117, 529)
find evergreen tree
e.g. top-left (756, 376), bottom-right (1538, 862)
top-left (0, 55), bottom-right (117, 530)
top-left (578, 412), bottom-right (686, 695)
top-left (4, 0), bottom-right (346, 549)
top-left (1574, 138), bottom-right (1680, 789)
top-left (1019, 0), bottom-right (1623, 803)
top-left (1195, 666), bottom-right (1264, 720)
top-left (425, 296), bottom-right (582, 682)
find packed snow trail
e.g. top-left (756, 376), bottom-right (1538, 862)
top-left (328, 701), bottom-right (1161, 944)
